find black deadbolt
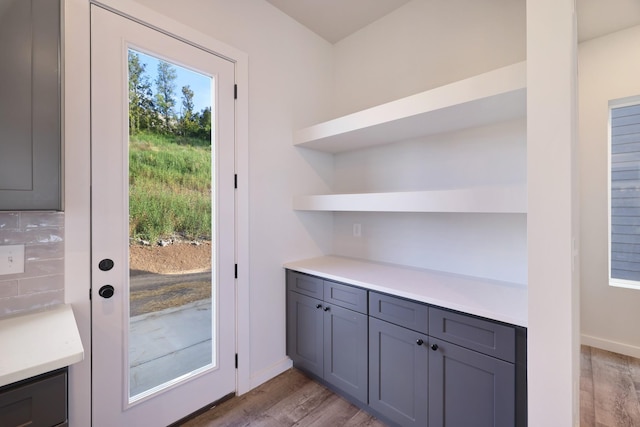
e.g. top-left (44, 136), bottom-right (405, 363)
top-left (98, 258), bottom-right (114, 271)
top-left (98, 285), bottom-right (115, 299)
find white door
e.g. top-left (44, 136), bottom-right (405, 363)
top-left (91, 5), bottom-right (236, 426)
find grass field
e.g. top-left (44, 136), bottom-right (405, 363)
top-left (129, 131), bottom-right (211, 243)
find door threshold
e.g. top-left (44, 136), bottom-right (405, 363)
top-left (167, 391), bottom-right (236, 427)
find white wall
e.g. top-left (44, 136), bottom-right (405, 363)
top-left (527, 0), bottom-right (579, 425)
top-left (332, 0), bottom-right (526, 117)
top-left (579, 24), bottom-right (640, 358)
top-left (325, 1), bottom-right (527, 284)
top-left (64, 1), bottom-right (92, 425)
top-left (331, 120), bottom-right (528, 284)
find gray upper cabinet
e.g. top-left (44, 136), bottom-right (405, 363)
top-left (0, 0), bottom-right (61, 211)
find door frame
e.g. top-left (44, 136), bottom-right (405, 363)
top-left (64, 0), bottom-right (249, 425)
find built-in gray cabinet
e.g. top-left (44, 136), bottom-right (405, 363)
top-left (428, 337), bottom-right (514, 427)
top-left (287, 291), bottom-right (324, 377)
top-left (0, 368), bottom-right (68, 427)
top-left (286, 271), bottom-right (368, 403)
top-left (369, 317), bottom-right (429, 427)
top-left (286, 270), bottom-right (527, 427)
top-left (0, 0), bottom-right (62, 211)
top-left (427, 306), bottom-right (525, 427)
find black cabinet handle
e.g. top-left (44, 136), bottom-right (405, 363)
top-left (316, 304), bottom-right (322, 309)
top-left (431, 344), bottom-right (439, 351)
top-left (416, 339), bottom-right (424, 346)
top-left (323, 306), bottom-right (330, 312)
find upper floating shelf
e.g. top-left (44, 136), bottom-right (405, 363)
top-left (293, 186), bottom-right (527, 214)
top-left (294, 62), bottom-right (527, 153)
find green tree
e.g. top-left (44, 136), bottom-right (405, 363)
top-left (179, 85), bottom-right (200, 138)
top-left (155, 61), bottom-right (177, 133)
top-left (197, 107), bottom-right (212, 142)
top-left (128, 52), bottom-right (155, 134)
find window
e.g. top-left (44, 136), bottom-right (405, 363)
top-left (610, 96), bottom-right (640, 289)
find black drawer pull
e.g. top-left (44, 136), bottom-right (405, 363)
top-left (431, 344), bottom-right (439, 351)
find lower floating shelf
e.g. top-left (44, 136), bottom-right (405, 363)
top-left (293, 186), bottom-right (526, 214)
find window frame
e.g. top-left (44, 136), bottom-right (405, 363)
top-left (609, 95), bottom-right (640, 290)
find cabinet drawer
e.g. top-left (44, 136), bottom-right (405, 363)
top-left (287, 270), bottom-right (324, 299)
top-left (369, 292), bottom-right (428, 334)
top-left (323, 280), bottom-right (367, 314)
top-left (429, 307), bottom-right (515, 363)
top-left (0, 368), bottom-right (67, 427)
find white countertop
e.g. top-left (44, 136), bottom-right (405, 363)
top-left (284, 256), bottom-right (528, 327)
top-left (0, 304), bottom-right (84, 387)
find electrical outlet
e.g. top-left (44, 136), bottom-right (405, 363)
top-left (353, 223), bottom-right (362, 237)
top-left (0, 244), bottom-right (25, 275)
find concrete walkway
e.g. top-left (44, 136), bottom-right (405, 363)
top-left (129, 298), bottom-right (212, 397)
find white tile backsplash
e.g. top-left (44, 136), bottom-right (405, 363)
top-left (0, 212), bottom-right (64, 318)
top-left (0, 280), bottom-right (18, 299)
top-left (0, 213), bottom-right (20, 230)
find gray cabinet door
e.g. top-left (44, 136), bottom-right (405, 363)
top-left (0, 0), bottom-right (61, 210)
top-left (323, 303), bottom-right (368, 403)
top-left (428, 338), bottom-right (515, 427)
top-left (369, 317), bottom-right (428, 427)
top-left (287, 291), bottom-right (324, 378)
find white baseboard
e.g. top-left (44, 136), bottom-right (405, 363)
top-left (243, 357), bottom-right (293, 393)
top-left (581, 334), bottom-right (640, 359)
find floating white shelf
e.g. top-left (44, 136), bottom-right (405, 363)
top-left (294, 62), bottom-right (526, 153)
top-left (293, 186), bottom-right (526, 214)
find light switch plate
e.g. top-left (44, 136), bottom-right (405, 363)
top-left (0, 244), bottom-right (25, 275)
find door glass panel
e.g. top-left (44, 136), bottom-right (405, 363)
top-left (127, 49), bottom-right (214, 401)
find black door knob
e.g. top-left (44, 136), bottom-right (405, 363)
top-left (98, 285), bottom-right (115, 299)
top-left (316, 304), bottom-right (322, 309)
top-left (323, 306), bottom-right (330, 312)
top-left (431, 344), bottom-right (439, 351)
top-left (416, 339), bottom-right (424, 346)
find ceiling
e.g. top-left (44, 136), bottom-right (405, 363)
top-left (265, 0), bottom-right (410, 44)
top-left (266, 0), bottom-right (640, 44)
top-left (577, 0), bottom-right (640, 42)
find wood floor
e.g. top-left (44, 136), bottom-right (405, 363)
top-left (179, 369), bottom-right (386, 427)
top-left (180, 345), bottom-right (640, 427)
top-left (581, 345), bottom-right (640, 427)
